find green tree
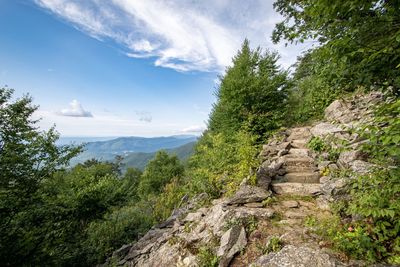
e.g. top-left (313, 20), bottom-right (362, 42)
top-left (209, 39), bottom-right (288, 140)
top-left (85, 203), bottom-right (153, 263)
top-left (121, 167), bottom-right (143, 200)
top-left (0, 87), bottom-right (81, 265)
top-left (285, 48), bottom-right (340, 123)
top-left (138, 151), bottom-right (184, 196)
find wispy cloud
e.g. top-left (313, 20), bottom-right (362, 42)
top-left (34, 0), bottom-right (308, 72)
top-left (136, 111), bottom-right (152, 123)
top-left (34, 109), bottom-right (182, 136)
top-left (181, 125), bottom-right (206, 134)
top-left (57, 99), bottom-right (93, 117)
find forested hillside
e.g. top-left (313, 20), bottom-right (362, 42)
top-left (1, 0), bottom-right (399, 266)
top-left (69, 136), bottom-right (197, 166)
top-left (121, 141), bottom-right (195, 171)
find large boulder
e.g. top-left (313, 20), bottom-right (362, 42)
top-left (310, 123), bottom-right (345, 137)
top-left (259, 142), bottom-right (291, 160)
top-left (325, 92), bottom-right (383, 125)
top-left (251, 245), bottom-right (344, 267)
top-left (320, 178), bottom-right (347, 200)
top-left (225, 185), bottom-right (272, 205)
top-left (256, 160), bottom-right (283, 189)
top-left (324, 99), bottom-right (355, 123)
top-left (217, 225), bottom-right (247, 267)
top-left (338, 150), bottom-right (366, 168)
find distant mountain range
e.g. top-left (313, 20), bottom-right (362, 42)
top-left (64, 135), bottom-right (198, 170)
top-left (120, 141), bottom-right (196, 170)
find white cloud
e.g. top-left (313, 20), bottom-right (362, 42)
top-left (136, 111), bottom-right (152, 123)
top-left (181, 125), bottom-right (206, 134)
top-left (129, 39), bottom-right (158, 53)
top-left (33, 109), bottom-right (183, 136)
top-left (57, 99), bottom-right (93, 117)
top-left (34, 0), bottom-right (309, 72)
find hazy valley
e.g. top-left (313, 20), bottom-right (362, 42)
top-left (61, 135), bottom-right (197, 170)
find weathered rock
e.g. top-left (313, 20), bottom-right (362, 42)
top-left (338, 150), bottom-right (365, 168)
top-left (318, 161), bottom-right (332, 170)
top-left (277, 149), bottom-right (289, 157)
top-left (290, 139), bottom-right (308, 149)
top-left (202, 203), bottom-right (231, 237)
top-left (112, 244), bottom-right (131, 259)
top-left (325, 100), bottom-right (351, 123)
top-left (226, 185), bottom-right (272, 205)
top-left (320, 178), bottom-right (348, 200)
top-left (272, 182), bottom-right (321, 196)
top-left (349, 160), bottom-right (374, 174)
top-left (281, 156), bottom-right (317, 173)
top-left (298, 200), bottom-right (316, 209)
top-left (284, 210), bottom-right (309, 219)
top-left (177, 255), bottom-right (198, 267)
top-left (244, 202), bottom-right (264, 208)
top-left (170, 193), bottom-right (208, 219)
top-left (281, 200), bottom-right (299, 208)
top-left (278, 218), bottom-right (302, 226)
top-left (319, 176), bottom-right (330, 184)
top-left (310, 122), bottom-right (345, 137)
top-left (153, 216), bottom-right (177, 229)
top-left (217, 225), bottom-right (247, 267)
top-left (232, 207), bottom-right (275, 220)
top-left (251, 245), bottom-right (343, 267)
top-left (277, 142), bottom-right (291, 150)
top-left (328, 163), bottom-right (339, 171)
top-left (257, 160), bottom-right (283, 189)
top-left (316, 196), bottom-right (330, 211)
top-left (137, 243), bottom-right (181, 267)
top-left (184, 212), bottom-right (204, 222)
top-left (287, 127), bottom-right (312, 141)
top-left (279, 230), bottom-right (303, 244)
top-left (259, 142), bottom-right (289, 159)
top-left (288, 148), bottom-right (310, 157)
top-left (325, 92), bottom-right (383, 125)
top-left (283, 172), bottom-right (320, 183)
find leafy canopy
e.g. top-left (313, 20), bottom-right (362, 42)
top-left (273, 0), bottom-right (400, 91)
top-left (209, 39), bottom-right (289, 140)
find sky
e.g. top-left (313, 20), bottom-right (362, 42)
top-left (0, 0), bottom-right (311, 137)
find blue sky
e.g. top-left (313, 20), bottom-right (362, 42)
top-left (0, 0), bottom-right (309, 137)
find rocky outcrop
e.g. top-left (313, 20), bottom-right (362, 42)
top-left (105, 92), bottom-right (383, 267)
top-left (325, 92), bottom-right (383, 125)
top-left (104, 189), bottom-right (276, 266)
top-left (217, 225), bottom-right (247, 267)
top-left (251, 245), bottom-right (344, 267)
top-left (315, 92), bottom-right (382, 203)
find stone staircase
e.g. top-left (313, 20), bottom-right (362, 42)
top-left (271, 127), bottom-right (321, 196)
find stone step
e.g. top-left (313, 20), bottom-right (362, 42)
top-left (283, 167), bottom-right (318, 173)
top-left (283, 172), bottom-right (320, 183)
top-left (282, 156), bottom-right (317, 172)
top-left (290, 139), bottom-right (309, 149)
top-left (287, 127), bottom-right (312, 141)
top-left (287, 148), bottom-right (310, 157)
top-left (283, 165), bottom-right (318, 173)
top-left (272, 182), bottom-right (321, 196)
